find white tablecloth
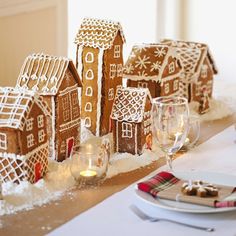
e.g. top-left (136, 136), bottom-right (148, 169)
top-left (49, 126), bottom-right (236, 236)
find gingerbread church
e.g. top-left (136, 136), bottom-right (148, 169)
top-left (111, 87), bottom-right (152, 155)
top-left (123, 44), bottom-right (182, 98)
top-left (16, 53), bottom-right (82, 162)
top-left (161, 39), bottom-right (218, 113)
top-left (74, 18), bottom-right (126, 136)
top-left (0, 87), bottom-right (51, 183)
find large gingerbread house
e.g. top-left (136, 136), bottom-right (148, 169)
top-left (75, 18), bottom-right (126, 136)
top-left (161, 39), bottom-right (218, 113)
top-left (111, 87), bottom-right (152, 155)
top-left (16, 53), bottom-right (82, 162)
top-left (123, 44), bottom-right (182, 98)
top-left (0, 87), bottom-right (51, 183)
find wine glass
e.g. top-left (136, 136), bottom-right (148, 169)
top-left (152, 96), bottom-right (189, 171)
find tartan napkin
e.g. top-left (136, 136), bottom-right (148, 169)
top-left (137, 171), bottom-right (236, 208)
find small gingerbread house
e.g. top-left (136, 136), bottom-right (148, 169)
top-left (75, 18), bottom-right (126, 136)
top-left (161, 39), bottom-right (218, 113)
top-left (0, 87), bottom-right (51, 183)
top-left (16, 53), bottom-right (82, 162)
top-left (111, 87), bottom-right (152, 155)
top-left (123, 44), bottom-right (182, 98)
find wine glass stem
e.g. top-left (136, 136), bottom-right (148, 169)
top-left (166, 153), bottom-right (173, 172)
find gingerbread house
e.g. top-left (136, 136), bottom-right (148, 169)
top-left (0, 87), bottom-right (51, 183)
top-left (74, 18), bottom-right (126, 136)
top-left (111, 87), bottom-right (152, 155)
top-left (123, 44), bottom-right (182, 98)
top-left (161, 39), bottom-right (218, 113)
top-left (16, 53), bottom-right (82, 162)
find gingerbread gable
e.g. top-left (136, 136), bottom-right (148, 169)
top-left (161, 39), bottom-right (218, 82)
top-left (123, 44), bottom-right (180, 82)
top-left (0, 87), bottom-right (51, 131)
top-left (16, 53), bottom-right (82, 95)
top-left (74, 18), bottom-right (126, 50)
top-left (111, 87), bottom-right (152, 123)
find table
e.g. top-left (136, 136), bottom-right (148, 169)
top-left (0, 115), bottom-right (235, 236)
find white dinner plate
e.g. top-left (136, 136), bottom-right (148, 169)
top-left (135, 171), bottom-right (236, 214)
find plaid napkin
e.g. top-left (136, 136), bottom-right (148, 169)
top-left (137, 171), bottom-right (236, 208)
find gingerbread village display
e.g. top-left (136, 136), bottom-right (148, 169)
top-left (0, 17), bottom-right (218, 185)
top-left (0, 87), bottom-right (51, 183)
top-left (74, 18), bottom-right (125, 136)
top-left (16, 53), bottom-right (82, 162)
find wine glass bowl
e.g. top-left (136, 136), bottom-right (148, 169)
top-left (152, 96), bottom-right (189, 171)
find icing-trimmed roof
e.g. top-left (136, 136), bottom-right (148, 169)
top-left (161, 39), bottom-right (218, 81)
top-left (16, 53), bottom-right (82, 96)
top-left (74, 18), bottom-right (126, 49)
top-left (123, 44), bottom-right (179, 82)
top-left (0, 87), bottom-right (51, 131)
top-left (111, 87), bottom-right (151, 123)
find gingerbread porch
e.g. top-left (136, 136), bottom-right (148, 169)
top-left (75, 18), bottom-right (126, 136)
top-left (123, 44), bottom-right (182, 98)
top-left (16, 53), bottom-right (82, 162)
top-left (111, 87), bottom-right (152, 155)
top-left (0, 87), bottom-right (51, 183)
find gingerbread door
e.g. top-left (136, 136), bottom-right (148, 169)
top-left (34, 162), bottom-right (42, 182)
top-left (66, 137), bottom-right (74, 158)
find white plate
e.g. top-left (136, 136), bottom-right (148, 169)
top-left (135, 171), bottom-right (236, 214)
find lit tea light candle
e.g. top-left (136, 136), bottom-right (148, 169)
top-left (80, 170), bottom-right (97, 177)
top-left (185, 137), bottom-right (190, 145)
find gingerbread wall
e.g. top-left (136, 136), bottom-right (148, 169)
top-left (81, 47), bottom-right (99, 135)
top-left (20, 102), bottom-right (48, 156)
top-left (0, 129), bottom-right (20, 154)
top-left (191, 57), bottom-right (214, 103)
top-left (100, 31), bottom-right (123, 136)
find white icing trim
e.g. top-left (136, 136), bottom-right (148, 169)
top-left (51, 96), bottom-right (56, 160)
top-left (96, 49), bottom-right (104, 136)
top-left (58, 84), bottom-right (78, 96)
top-left (121, 122), bottom-right (132, 138)
top-left (116, 121), bottom-right (119, 152)
top-left (59, 118), bottom-right (80, 132)
top-left (135, 124), bottom-right (137, 154)
top-left (77, 46), bottom-right (83, 79)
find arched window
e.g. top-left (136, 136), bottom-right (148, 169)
top-left (84, 117), bottom-right (91, 128)
top-left (85, 52), bottom-right (94, 63)
top-left (85, 87), bottom-right (93, 96)
top-left (85, 102), bottom-right (92, 112)
top-left (85, 69), bottom-right (94, 80)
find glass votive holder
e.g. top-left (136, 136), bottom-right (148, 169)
top-left (181, 115), bottom-right (200, 151)
top-left (70, 142), bottom-right (109, 188)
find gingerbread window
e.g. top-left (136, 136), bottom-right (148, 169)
top-left (85, 69), bottom-right (94, 80)
top-left (38, 130), bottom-right (45, 143)
top-left (85, 102), bottom-right (92, 112)
top-left (108, 88), bottom-right (114, 100)
top-left (173, 79), bottom-right (179, 91)
top-left (138, 82), bottom-right (148, 88)
top-left (114, 45), bottom-right (121, 58)
top-left (37, 115), bottom-right (44, 128)
top-left (201, 65), bottom-right (208, 78)
top-left (110, 64), bottom-right (116, 79)
top-left (85, 87), bottom-right (93, 96)
top-left (71, 92), bottom-right (78, 105)
top-left (73, 107), bottom-right (80, 118)
top-left (62, 96), bottom-right (69, 109)
top-left (85, 52), bottom-right (94, 63)
top-left (117, 64), bottom-right (123, 77)
top-left (27, 134), bottom-right (34, 148)
top-left (206, 80), bottom-right (213, 93)
top-left (164, 83), bottom-right (169, 94)
top-left (195, 81), bottom-right (202, 96)
top-left (84, 117), bottom-right (91, 128)
top-left (26, 118), bottom-right (34, 131)
top-left (63, 110), bottom-right (70, 121)
top-left (122, 122), bottom-right (132, 138)
top-left (168, 62), bottom-right (175, 74)
top-left (0, 133), bottom-right (7, 150)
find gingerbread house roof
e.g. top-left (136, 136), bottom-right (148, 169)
top-left (0, 87), bottom-right (51, 131)
top-left (111, 87), bottom-right (152, 123)
top-left (123, 44), bottom-right (179, 82)
top-left (16, 53), bottom-right (82, 96)
top-left (161, 39), bottom-right (218, 82)
top-left (74, 18), bottom-right (126, 50)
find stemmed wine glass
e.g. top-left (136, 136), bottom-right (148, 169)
top-left (152, 96), bottom-right (189, 171)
